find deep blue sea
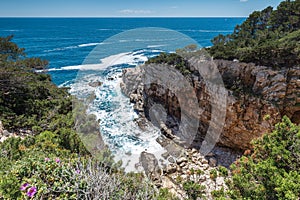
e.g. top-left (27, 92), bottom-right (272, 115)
top-left (0, 18), bottom-right (245, 170)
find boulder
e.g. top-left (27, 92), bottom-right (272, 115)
top-left (176, 157), bottom-right (188, 164)
top-left (139, 152), bottom-right (161, 181)
top-left (208, 157), bottom-right (218, 167)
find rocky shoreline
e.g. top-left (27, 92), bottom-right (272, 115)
top-left (139, 138), bottom-right (232, 199)
top-left (121, 57), bottom-right (300, 199)
top-left (121, 58), bottom-right (300, 150)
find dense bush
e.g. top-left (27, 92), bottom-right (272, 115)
top-left (182, 180), bottom-right (206, 200)
top-left (0, 36), bottom-right (70, 132)
top-left (0, 36), bottom-right (177, 199)
top-left (216, 116), bottom-right (300, 199)
top-left (145, 52), bottom-right (192, 75)
top-left (0, 138), bottom-right (160, 199)
top-left (209, 0), bottom-right (300, 68)
top-left (0, 134), bottom-right (178, 199)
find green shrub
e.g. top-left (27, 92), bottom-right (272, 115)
top-left (182, 180), bottom-right (206, 200)
top-left (226, 116), bottom-right (300, 199)
top-left (211, 187), bottom-right (227, 199)
top-left (209, 0), bottom-right (300, 68)
top-left (218, 166), bottom-right (228, 177)
top-left (210, 169), bottom-right (218, 180)
top-left (157, 188), bottom-right (179, 200)
top-left (0, 154), bottom-right (84, 199)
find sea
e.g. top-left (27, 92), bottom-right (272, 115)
top-left (0, 17), bottom-right (245, 171)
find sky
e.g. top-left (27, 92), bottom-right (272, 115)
top-left (0, 0), bottom-right (283, 17)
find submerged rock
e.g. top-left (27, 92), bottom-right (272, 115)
top-left (88, 81), bottom-right (102, 87)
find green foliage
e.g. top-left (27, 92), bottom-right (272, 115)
top-left (224, 116), bottom-right (300, 199)
top-left (211, 187), bottom-right (227, 199)
top-left (0, 134), bottom-right (160, 199)
top-left (218, 166), bottom-right (229, 177)
top-left (0, 36), bottom-right (65, 131)
top-left (209, 0), bottom-right (300, 68)
top-left (182, 180), bottom-right (206, 200)
top-left (146, 52), bottom-right (192, 75)
top-left (196, 169), bottom-right (204, 175)
top-left (0, 134), bottom-right (82, 199)
top-left (209, 169), bottom-right (218, 180)
top-left (0, 36), bottom-right (167, 200)
top-left (146, 46), bottom-right (213, 78)
top-left (157, 188), bottom-right (179, 200)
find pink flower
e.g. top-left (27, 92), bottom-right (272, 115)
top-left (76, 169), bottom-right (81, 174)
top-left (44, 157), bottom-right (50, 162)
top-left (27, 186), bottom-right (37, 198)
top-left (20, 183), bottom-right (29, 191)
top-left (55, 158), bottom-right (60, 163)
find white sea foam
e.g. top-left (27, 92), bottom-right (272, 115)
top-left (37, 51), bottom-right (149, 73)
top-left (147, 44), bottom-right (166, 48)
top-left (78, 42), bottom-right (100, 47)
top-left (67, 49), bottom-right (168, 171)
top-left (119, 39), bottom-right (129, 43)
top-left (43, 42), bottom-right (108, 53)
top-left (198, 29), bottom-right (232, 33)
top-left (89, 74), bottom-right (166, 171)
top-left (61, 51), bottom-right (147, 71)
top-left (43, 45), bottom-right (78, 52)
top-left (176, 29), bottom-right (232, 33)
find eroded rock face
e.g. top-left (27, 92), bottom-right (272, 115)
top-left (139, 152), bottom-right (161, 183)
top-left (121, 59), bottom-right (300, 150)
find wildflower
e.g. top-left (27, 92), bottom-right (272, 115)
top-left (44, 157), bottom-right (50, 162)
top-left (76, 169), bottom-right (81, 174)
top-left (27, 186), bottom-right (37, 198)
top-left (55, 158), bottom-right (60, 163)
top-left (20, 183), bottom-right (29, 191)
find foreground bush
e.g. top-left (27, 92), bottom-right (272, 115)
top-left (217, 116), bottom-right (300, 199)
top-left (0, 135), bottom-right (167, 199)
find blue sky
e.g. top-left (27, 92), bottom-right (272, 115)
top-left (0, 0), bottom-right (282, 17)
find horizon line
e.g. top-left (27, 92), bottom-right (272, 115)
top-left (0, 16), bottom-right (247, 18)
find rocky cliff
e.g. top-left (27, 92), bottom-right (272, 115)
top-left (121, 58), bottom-right (300, 151)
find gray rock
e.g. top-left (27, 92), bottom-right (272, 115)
top-left (166, 164), bottom-right (177, 174)
top-left (216, 177), bottom-right (224, 186)
top-left (179, 162), bottom-right (187, 168)
top-left (202, 159), bottom-right (209, 164)
top-left (176, 157), bottom-right (188, 164)
top-left (202, 164), bottom-right (209, 170)
top-left (139, 151), bottom-right (161, 181)
top-left (162, 152), bottom-right (169, 159)
top-left (3, 130), bottom-right (10, 137)
top-left (208, 157), bottom-right (218, 167)
top-left (88, 81), bottom-right (102, 87)
top-left (168, 157), bottom-right (175, 163)
top-left (191, 148), bottom-right (198, 154)
top-left (206, 152), bottom-right (215, 157)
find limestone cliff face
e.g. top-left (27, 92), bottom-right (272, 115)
top-left (121, 59), bottom-right (300, 150)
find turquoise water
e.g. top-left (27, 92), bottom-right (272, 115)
top-left (0, 18), bottom-right (245, 170)
top-left (0, 18), bottom-right (244, 85)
